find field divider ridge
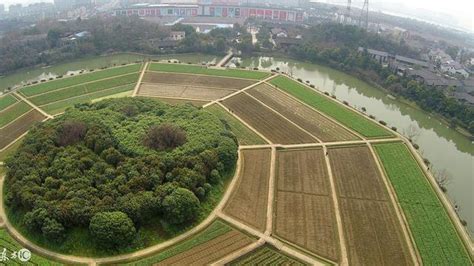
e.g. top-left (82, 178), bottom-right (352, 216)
top-left (0, 100), bottom-right (21, 114)
top-left (12, 92), bottom-right (53, 119)
top-left (265, 147), bottom-right (276, 236)
top-left (139, 95), bottom-right (210, 103)
top-left (368, 143), bottom-right (422, 265)
top-left (0, 108), bottom-right (35, 130)
top-left (242, 91), bottom-right (322, 143)
top-left (209, 238), bottom-right (265, 266)
top-left (140, 81), bottom-right (238, 92)
top-left (0, 116), bottom-right (50, 153)
top-left (263, 80), bottom-right (367, 141)
top-left (322, 145), bottom-right (349, 265)
top-left (146, 69), bottom-right (260, 82)
top-left (132, 62), bottom-right (149, 97)
top-left (203, 74), bottom-right (277, 108)
top-left (25, 72), bottom-right (140, 98)
top-left (215, 102), bottom-right (272, 144)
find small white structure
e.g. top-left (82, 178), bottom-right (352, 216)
top-left (441, 60), bottom-right (469, 78)
top-left (169, 31), bottom-right (185, 41)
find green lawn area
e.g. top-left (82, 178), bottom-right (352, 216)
top-left (230, 245), bottom-right (307, 266)
top-left (124, 220), bottom-right (232, 266)
top-left (374, 142), bottom-right (472, 265)
top-left (270, 76), bottom-right (393, 138)
top-left (0, 229), bottom-right (62, 265)
top-left (41, 84), bottom-right (135, 115)
top-left (30, 73), bottom-right (139, 106)
top-left (206, 104), bottom-right (267, 145)
top-left (19, 64), bottom-right (141, 97)
top-left (0, 94), bottom-right (18, 111)
top-left (0, 101), bottom-right (31, 127)
top-left (148, 63), bottom-right (270, 80)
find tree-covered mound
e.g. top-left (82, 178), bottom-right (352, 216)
top-left (4, 98), bottom-right (238, 252)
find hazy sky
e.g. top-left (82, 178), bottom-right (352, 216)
top-left (1, 0), bottom-right (473, 31)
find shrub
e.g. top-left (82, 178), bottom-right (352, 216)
top-left (89, 211), bottom-right (136, 249)
top-left (306, 80), bottom-right (310, 83)
top-left (253, 67), bottom-right (259, 71)
top-left (413, 143), bottom-right (419, 149)
top-left (362, 107), bottom-right (367, 112)
top-left (324, 92), bottom-right (329, 96)
top-left (343, 101), bottom-right (349, 105)
top-left (331, 95), bottom-right (336, 99)
top-left (423, 158), bottom-right (430, 165)
top-left (297, 78), bottom-right (302, 82)
top-left (143, 123), bottom-right (187, 151)
top-left (391, 126), bottom-right (397, 131)
top-left (310, 84), bottom-right (315, 88)
top-left (379, 120), bottom-right (387, 126)
top-left (369, 115), bottom-right (375, 119)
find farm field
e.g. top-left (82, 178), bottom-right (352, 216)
top-left (124, 220), bottom-right (254, 266)
top-left (270, 76), bottom-right (393, 139)
top-left (0, 110), bottom-right (45, 149)
top-left (222, 93), bottom-right (317, 144)
top-left (328, 145), bottom-right (413, 265)
top-left (40, 84), bottom-right (135, 115)
top-left (148, 63), bottom-right (270, 80)
top-left (0, 101), bottom-right (32, 128)
top-left (224, 149), bottom-right (271, 232)
top-left (28, 73), bottom-right (138, 106)
top-left (230, 245), bottom-right (307, 265)
top-left (248, 84), bottom-right (358, 142)
top-left (0, 229), bottom-right (62, 265)
top-left (143, 72), bottom-right (256, 89)
top-left (275, 148), bottom-right (340, 262)
top-left (0, 94), bottom-right (18, 111)
top-left (205, 104), bottom-right (266, 145)
top-left (374, 142), bottom-right (472, 265)
top-left (138, 84), bottom-right (235, 101)
top-left (155, 97), bottom-right (208, 106)
top-left (19, 64), bottom-right (141, 97)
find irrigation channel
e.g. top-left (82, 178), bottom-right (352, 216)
top-left (233, 56), bottom-right (473, 237)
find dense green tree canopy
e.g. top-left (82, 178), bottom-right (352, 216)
top-left (89, 211), bottom-right (136, 249)
top-left (4, 98), bottom-right (238, 247)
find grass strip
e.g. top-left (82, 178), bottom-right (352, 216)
top-left (149, 63), bottom-right (270, 80)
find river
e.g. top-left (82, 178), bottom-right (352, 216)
top-left (235, 56), bottom-right (473, 236)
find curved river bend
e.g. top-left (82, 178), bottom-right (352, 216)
top-left (236, 56), bottom-right (473, 236)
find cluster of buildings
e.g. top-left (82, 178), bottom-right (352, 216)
top-left (0, 0), bottom-right (94, 20)
top-left (113, 0), bottom-right (305, 22)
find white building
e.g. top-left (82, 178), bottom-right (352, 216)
top-left (441, 60), bottom-right (469, 78)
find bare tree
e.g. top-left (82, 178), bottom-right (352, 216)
top-left (434, 169), bottom-right (452, 192)
top-left (403, 124), bottom-right (421, 141)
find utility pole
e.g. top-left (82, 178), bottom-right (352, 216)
top-left (359, 0), bottom-right (369, 30)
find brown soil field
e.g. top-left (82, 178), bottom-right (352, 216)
top-left (328, 145), bottom-right (388, 200)
top-left (222, 93), bottom-right (317, 144)
top-left (339, 199), bottom-right (413, 266)
top-left (248, 84), bottom-right (358, 142)
top-left (224, 149), bottom-right (271, 232)
top-left (329, 145), bottom-right (413, 265)
top-left (158, 230), bottom-right (253, 265)
top-left (138, 83), bottom-right (236, 101)
top-left (0, 110), bottom-right (45, 149)
top-left (155, 97), bottom-right (208, 106)
top-left (143, 72), bottom-right (255, 89)
top-left (274, 149), bottom-right (340, 262)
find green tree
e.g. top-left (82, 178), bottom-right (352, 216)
top-left (89, 211), bottom-right (136, 249)
top-left (162, 188), bottom-right (200, 224)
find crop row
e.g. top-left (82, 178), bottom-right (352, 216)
top-left (374, 142), bottom-right (471, 265)
top-left (0, 101), bottom-right (31, 128)
top-left (230, 245), bottom-right (306, 265)
top-left (124, 220), bottom-right (232, 265)
top-left (148, 63), bottom-right (270, 80)
top-left (41, 84), bottom-right (134, 115)
top-left (270, 76), bottom-right (392, 138)
top-left (29, 73), bottom-right (139, 106)
top-left (20, 63), bottom-right (141, 97)
top-left (0, 94), bottom-right (18, 111)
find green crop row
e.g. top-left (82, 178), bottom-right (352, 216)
top-left (206, 104), bottom-right (267, 145)
top-left (41, 84), bottom-right (134, 115)
top-left (270, 76), bottom-right (393, 138)
top-left (124, 220), bottom-right (232, 266)
top-left (148, 63), bottom-right (270, 80)
top-left (0, 94), bottom-right (18, 112)
top-left (0, 101), bottom-right (31, 128)
top-left (20, 64), bottom-right (141, 97)
top-left (30, 73), bottom-right (139, 106)
top-left (0, 229), bottom-right (62, 265)
top-left (374, 142), bottom-right (471, 265)
top-left (230, 245), bottom-right (307, 265)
